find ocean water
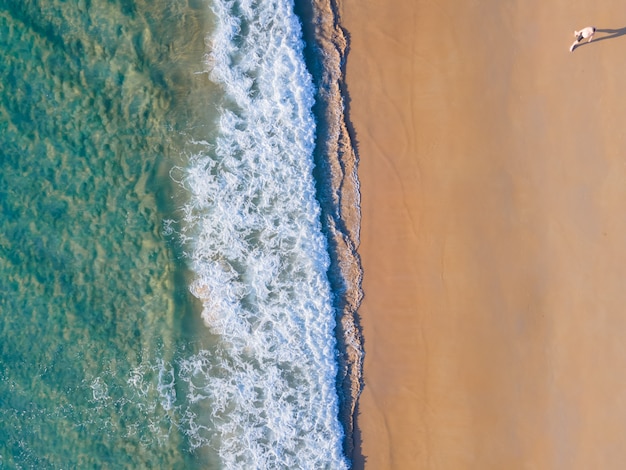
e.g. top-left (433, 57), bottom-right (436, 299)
top-left (0, 0), bottom-right (355, 469)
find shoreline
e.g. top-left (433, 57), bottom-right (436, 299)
top-left (295, 0), bottom-right (364, 460)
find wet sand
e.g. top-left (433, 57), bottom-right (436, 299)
top-left (340, 0), bottom-right (626, 468)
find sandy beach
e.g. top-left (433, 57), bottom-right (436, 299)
top-left (340, 0), bottom-right (626, 468)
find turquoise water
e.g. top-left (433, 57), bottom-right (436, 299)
top-left (0, 1), bottom-right (217, 467)
top-left (0, 1), bottom-right (352, 468)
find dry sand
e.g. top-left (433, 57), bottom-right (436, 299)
top-left (339, 0), bottom-right (626, 468)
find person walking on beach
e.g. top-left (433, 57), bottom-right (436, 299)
top-left (570, 26), bottom-right (596, 51)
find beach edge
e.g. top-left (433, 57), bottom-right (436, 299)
top-left (294, 0), bottom-right (364, 462)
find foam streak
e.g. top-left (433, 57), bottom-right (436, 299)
top-left (178, 0), bottom-right (349, 467)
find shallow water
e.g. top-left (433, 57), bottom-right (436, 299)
top-left (0, 0), bottom-right (351, 468)
top-left (0, 1), bottom-right (218, 467)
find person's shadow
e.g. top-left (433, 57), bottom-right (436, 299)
top-left (576, 27), bottom-right (626, 49)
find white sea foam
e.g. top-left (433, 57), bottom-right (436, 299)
top-left (173, 0), bottom-right (349, 467)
